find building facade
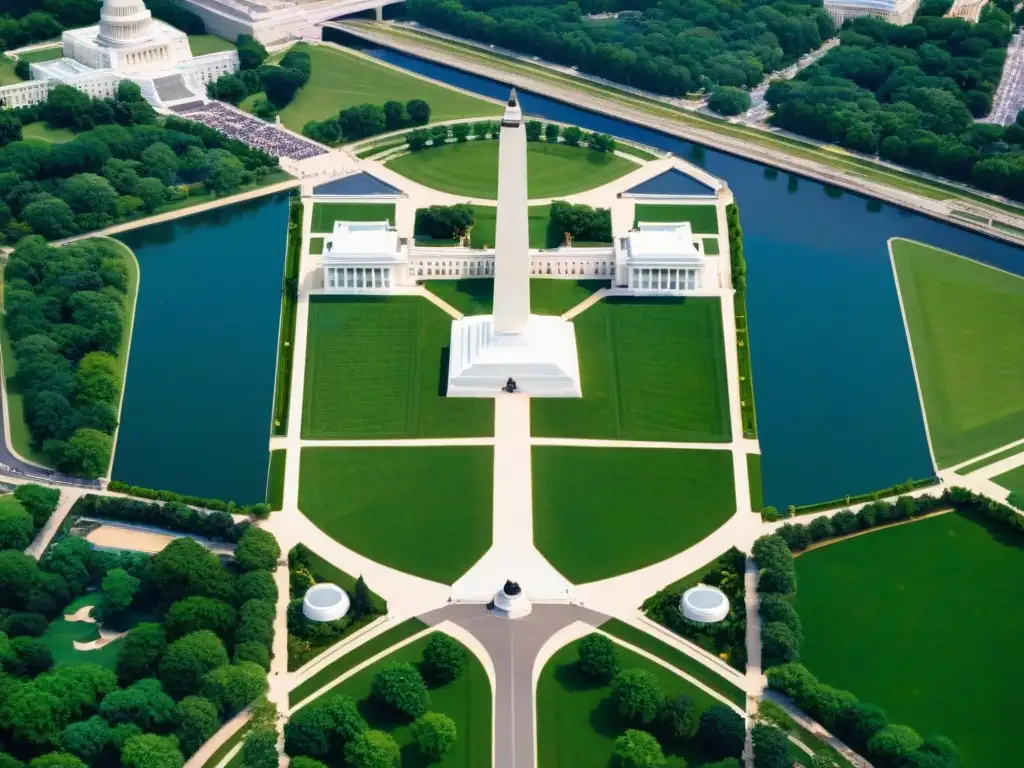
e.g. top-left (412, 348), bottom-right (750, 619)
top-left (824, 0), bottom-right (922, 25)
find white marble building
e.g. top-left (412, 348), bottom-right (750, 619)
top-left (0, 0), bottom-right (238, 110)
top-left (824, 0), bottom-right (922, 25)
top-left (322, 221), bottom-right (406, 293)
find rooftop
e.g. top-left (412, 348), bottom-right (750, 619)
top-left (626, 222), bottom-right (703, 263)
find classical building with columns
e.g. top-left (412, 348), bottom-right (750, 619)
top-left (823, 0), bottom-right (922, 25)
top-left (0, 0), bottom-right (238, 111)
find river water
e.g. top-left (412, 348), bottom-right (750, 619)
top-left (111, 193), bottom-right (289, 503)
top-left (362, 42), bottom-right (1023, 507)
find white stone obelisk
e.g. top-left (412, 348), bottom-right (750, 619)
top-left (492, 90), bottom-right (530, 334)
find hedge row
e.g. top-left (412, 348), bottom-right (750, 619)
top-left (765, 476), bottom-right (940, 520)
top-left (107, 481), bottom-right (269, 517)
top-left (72, 494), bottom-right (250, 543)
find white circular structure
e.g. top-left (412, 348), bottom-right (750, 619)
top-left (680, 585), bottom-right (730, 624)
top-left (490, 580), bottom-right (532, 619)
top-left (302, 583), bottom-right (350, 622)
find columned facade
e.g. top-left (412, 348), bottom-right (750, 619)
top-left (628, 267), bottom-right (701, 293)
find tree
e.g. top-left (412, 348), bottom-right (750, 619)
top-left (752, 535), bottom-right (793, 572)
top-left (117, 81), bottom-right (144, 103)
top-left (208, 74), bottom-right (247, 105)
top-left (135, 178), bottom-right (167, 212)
top-left (234, 527), bottom-right (280, 572)
top-left (0, 501), bottom-right (34, 550)
top-left (120, 734), bottom-right (183, 768)
top-left (262, 67), bottom-right (305, 107)
top-left (451, 122), bottom-right (471, 142)
top-left (117, 623), bottom-right (167, 684)
top-left (406, 129), bottom-right (429, 151)
top-left (611, 669), bottom-right (664, 726)
top-left (22, 196), bottom-right (77, 240)
top-left (201, 662), bottom-right (268, 715)
top-left (164, 597), bottom-right (236, 642)
top-left (0, 550), bottom-right (44, 611)
top-left (140, 143), bottom-right (178, 186)
top-left (99, 678), bottom-right (175, 730)
top-left (3, 613), bottom-right (49, 638)
top-left (207, 152), bottom-right (245, 196)
top-left (236, 35), bottom-right (268, 70)
top-left (562, 126), bottom-right (583, 146)
top-left (709, 87), bottom-right (751, 116)
top-left (284, 694), bottom-right (366, 758)
top-left (240, 728), bottom-right (277, 768)
top-left (613, 729), bottom-right (665, 768)
top-left (382, 100), bottom-right (407, 130)
top-left (158, 631), bottom-right (230, 700)
top-left (174, 696), bottom-right (219, 756)
top-left (60, 716), bottom-right (112, 764)
top-left (752, 723), bottom-right (790, 768)
top-left (411, 712), bottom-right (456, 759)
top-left (29, 754), bottom-right (87, 768)
top-left (577, 633), bottom-right (619, 682)
top-left (233, 642), bottom-right (269, 670)
top-left (405, 99), bottom-right (430, 125)
top-left (370, 663), bottom-right (429, 719)
top-left (761, 622), bottom-right (801, 667)
top-left (13, 485), bottom-right (60, 530)
top-left (422, 634), bottom-right (467, 684)
top-left (252, 99), bottom-right (277, 121)
top-left (58, 429), bottom-right (112, 478)
top-left (867, 725), bottom-right (923, 766)
top-left (544, 123), bottom-right (560, 143)
top-left (149, 538), bottom-right (234, 605)
top-left (834, 701), bottom-right (887, 751)
top-left (758, 567), bottom-right (796, 596)
top-left (237, 571), bottom-right (277, 604)
top-left (60, 174), bottom-right (118, 216)
top-left (351, 576), bottom-right (373, 618)
top-left (6, 636), bottom-right (54, 676)
top-left (289, 759), bottom-right (327, 768)
top-left (97, 567), bottom-right (140, 622)
top-left (657, 694), bottom-right (697, 741)
top-left (344, 730), bottom-right (400, 768)
top-left (0, 684), bottom-right (64, 749)
top-left (526, 120), bottom-right (543, 141)
top-left (0, 112), bottom-right (23, 148)
top-left (698, 704), bottom-right (745, 759)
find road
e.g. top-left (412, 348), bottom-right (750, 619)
top-left (984, 30), bottom-right (1024, 126)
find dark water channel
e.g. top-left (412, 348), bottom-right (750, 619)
top-left (112, 194), bottom-right (289, 503)
top-left (361, 42), bottom-right (1024, 507)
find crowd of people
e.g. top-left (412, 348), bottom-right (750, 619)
top-left (179, 101), bottom-right (327, 160)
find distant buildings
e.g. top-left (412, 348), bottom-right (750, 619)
top-left (824, 0), bottom-right (922, 25)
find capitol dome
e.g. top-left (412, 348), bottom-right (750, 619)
top-left (98, 0), bottom-right (154, 47)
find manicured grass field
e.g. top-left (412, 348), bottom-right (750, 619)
top-left (387, 140), bottom-right (637, 199)
top-left (530, 279), bottom-right (607, 315)
top-left (993, 464), bottom-right (1024, 496)
top-left (296, 632), bottom-right (492, 768)
top-left (634, 204), bottom-right (719, 234)
top-left (21, 122), bottom-right (76, 143)
top-left (531, 298), bottom-right (731, 441)
top-left (41, 594), bottom-right (122, 669)
top-left (309, 237), bottom-right (324, 255)
top-left (279, 43), bottom-right (498, 133)
top-left (288, 619), bottom-right (428, 707)
top-left (702, 238), bottom-right (720, 256)
top-left (747, 453), bottom-right (763, 512)
top-left (891, 239), bottom-right (1024, 467)
top-left (266, 450), bottom-right (285, 510)
top-left (188, 34), bottom-right (236, 55)
top-left (955, 444), bottom-right (1023, 474)
top-left (291, 546), bottom-right (388, 614)
top-left (533, 447), bottom-right (735, 583)
top-left (199, 724), bottom-right (250, 768)
top-left (0, 56), bottom-right (19, 86)
top-left (537, 637), bottom-right (726, 767)
top-left (301, 296), bottom-right (492, 439)
top-left (422, 280), bottom-right (494, 315)
top-left (310, 202), bottom-right (395, 232)
top-left (17, 47), bottom-right (63, 64)
top-left (795, 511), bottom-right (1024, 768)
top-left (299, 447), bottom-right (492, 584)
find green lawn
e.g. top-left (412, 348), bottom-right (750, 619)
top-left (955, 444), bottom-right (1023, 474)
top-left (301, 296), bottom-right (492, 439)
top-left (299, 447), bottom-right (492, 584)
top-left (0, 56), bottom-right (19, 86)
top-left (747, 454), bottom-right (763, 513)
top-left (21, 122), bottom-right (76, 143)
top-left (17, 47), bottom-right (62, 64)
top-left (2, 238), bottom-right (138, 470)
top-left (598, 619), bottom-right (746, 707)
top-left (294, 632), bottom-right (492, 768)
top-left (414, 204), bottom-right (556, 249)
top-left (309, 237), bottom-right (324, 255)
top-left (289, 619), bottom-right (428, 707)
top-left (200, 724), bottom-right (250, 768)
top-left (387, 140), bottom-right (636, 199)
top-left (311, 202), bottom-right (396, 233)
top-left (531, 298), bottom-right (731, 441)
top-left (993, 464), bottom-right (1024, 496)
top-left (891, 239), bottom-right (1024, 467)
top-left (266, 450), bottom-right (285, 510)
top-left (188, 34), bottom-right (236, 55)
top-left (421, 278), bottom-right (604, 317)
top-left (533, 447), bottom-right (735, 583)
top-left (291, 546), bottom-right (387, 614)
top-left (279, 43), bottom-right (498, 134)
top-left (795, 511), bottom-right (1024, 768)
top-left (634, 204), bottom-right (719, 234)
top-left (41, 594), bottom-right (123, 670)
top-left (702, 238), bottom-right (720, 256)
top-left (537, 637), bottom-right (728, 767)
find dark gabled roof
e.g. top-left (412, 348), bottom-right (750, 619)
top-left (625, 168), bottom-right (715, 196)
top-left (313, 172), bottom-right (403, 197)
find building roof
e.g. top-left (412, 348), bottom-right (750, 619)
top-left (312, 172), bottom-right (403, 197)
top-left (323, 221), bottom-right (402, 263)
top-left (626, 222), bottom-right (703, 263)
top-left (625, 168), bottom-right (715, 196)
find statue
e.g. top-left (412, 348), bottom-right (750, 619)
top-left (502, 377), bottom-right (518, 393)
top-left (503, 580), bottom-right (522, 596)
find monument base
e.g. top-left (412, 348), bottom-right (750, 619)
top-left (447, 314), bottom-right (582, 398)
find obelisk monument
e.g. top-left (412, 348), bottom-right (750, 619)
top-left (492, 89), bottom-right (530, 335)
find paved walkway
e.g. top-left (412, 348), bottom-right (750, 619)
top-left (24, 488), bottom-right (85, 559)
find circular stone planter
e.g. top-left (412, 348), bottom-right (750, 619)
top-left (680, 585), bottom-right (729, 624)
top-left (302, 583), bottom-right (350, 622)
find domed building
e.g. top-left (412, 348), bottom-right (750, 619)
top-left (0, 0), bottom-right (237, 110)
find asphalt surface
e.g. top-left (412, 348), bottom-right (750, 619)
top-left (420, 603), bottom-right (608, 768)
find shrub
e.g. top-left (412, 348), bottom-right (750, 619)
top-left (868, 725), bottom-right (922, 766)
top-left (175, 696), bottom-right (219, 756)
top-left (201, 662), bottom-right (268, 715)
top-left (577, 632), bottom-right (620, 682)
top-left (752, 723), bottom-right (790, 768)
top-left (613, 729), bottom-right (665, 768)
top-left (237, 570), bottom-right (278, 603)
top-left (421, 634), bottom-right (468, 684)
top-left (656, 694), bottom-right (697, 741)
top-left (411, 712), bottom-right (457, 759)
top-left (234, 527), bottom-right (280, 572)
top-left (698, 704), bottom-right (745, 759)
top-left (758, 567), bottom-right (796, 596)
top-left (761, 621), bottom-right (801, 666)
top-left (285, 694), bottom-right (366, 758)
top-left (371, 663), bottom-right (429, 718)
top-left (611, 669), bottom-right (664, 726)
top-left (159, 630), bottom-right (230, 699)
top-left (708, 86), bottom-right (751, 116)
top-left (751, 535), bottom-right (793, 572)
top-left (344, 730), bottom-right (400, 768)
